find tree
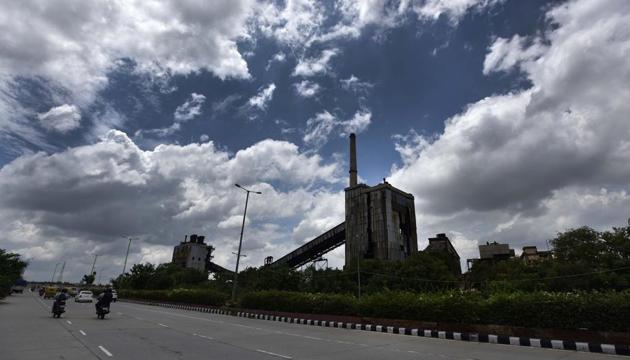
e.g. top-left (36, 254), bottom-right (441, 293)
top-left (81, 272), bottom-right (96, 285)
top-left (0, 249), bottom-right (28, 299)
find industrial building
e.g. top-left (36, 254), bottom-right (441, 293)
top-left (424, 233), bottom-right (461, 275)
top-left (344, 134), bottom-right (418, 263)
top-left (171, 234), bottom-right (214, 272)
top-left (268, 133), bottom-right (419, 268)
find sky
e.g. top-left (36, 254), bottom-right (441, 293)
top-left (1, 0), bottom-right (630, 282)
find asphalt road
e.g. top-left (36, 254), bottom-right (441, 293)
top-left (0, 292), bottom-right (623, 360)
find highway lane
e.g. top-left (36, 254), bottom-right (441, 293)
top-left (0, 292), bottom-right (624, 360)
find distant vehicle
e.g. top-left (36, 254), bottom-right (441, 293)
top-left (66, 287), bottom-right (78, 297)
top-left (75, 291), bottom-right (93, 303)
top-left (112, 290), bottom-right (118, 302)
top-left (44, 286), bottom-right (58, 299)
top-left (11, 279), bottom-right (27, 293)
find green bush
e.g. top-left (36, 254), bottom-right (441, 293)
top-left (120, 288), bottom-right (228, 307)
top-left (238, 290), bottom-right (630, 332)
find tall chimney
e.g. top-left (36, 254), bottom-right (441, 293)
top-left (349, 133), bottom-right (358, 186)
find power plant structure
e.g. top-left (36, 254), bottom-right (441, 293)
top-left (268, 133), bottom-right (418, 268)
top-left (173, 133), bottom-right (422, 273)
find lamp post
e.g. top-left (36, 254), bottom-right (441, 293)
top-left (51, 263), bottom-right (60, 283)
top-left (232, 183), bottom-right (261, 301)
top-left (121, 237), bottom-right (136, 277)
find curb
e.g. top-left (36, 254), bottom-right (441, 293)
top-left (121, 299), bottom-right (629, 356)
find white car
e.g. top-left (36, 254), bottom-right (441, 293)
top-left (111, 290), bottom-right (118, 302)
top-left (75, 291), bottom-right (93, 303)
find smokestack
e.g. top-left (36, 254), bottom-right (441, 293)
top-left (349, 133), bottom-right (358, 186)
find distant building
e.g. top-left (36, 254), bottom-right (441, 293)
top-left (520, 246), bottom-right (553, 264)
top-left (424, 233), bottom-right (461, 275)
top-left (171, 234), bottom-right (214, 272)
top-left (467, 241), bottom-right (515, 270)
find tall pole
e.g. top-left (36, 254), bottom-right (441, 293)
top-left (90, 254), bottom-right (98, 275)
top-left (232, 184), bottom-right (261, 301)
top-left (356, 235), bottom-right (361, 299)
top-left (58, 261), bottom-right (66, 284)
top-left (51, 263), bottom-right (60, 283)
top-left (121, 237), bottom-right (133, 276)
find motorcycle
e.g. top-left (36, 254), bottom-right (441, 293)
top-left (52, 300), bottom-right (66, 318)
top-left (96, 305), bottom-right (110, 319)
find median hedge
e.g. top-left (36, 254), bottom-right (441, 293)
top-left (120, 288), bottom-right (630, 332)
top-left (119, 288), bottom-right (228, 307)
top-left (240, 290), bottom-right (630, 332)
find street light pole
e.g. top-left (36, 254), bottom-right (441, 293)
top-left (121, 237), bottom-right (134, 277)
top-left (232, 183), bottom-right (261, 301)
top-left (51, 263), bottom-right (60, 283)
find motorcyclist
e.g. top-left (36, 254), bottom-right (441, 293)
top-left (52, 288), bottom-right (68, 315)
top-left (96, 288), bottom-right (113, 313)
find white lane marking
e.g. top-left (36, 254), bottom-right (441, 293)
top-left (66, 320), bottom-right (72, 325)
top-left (117, 312), bottom-right (123, 315)
top-left (98, 345), bottom-right (113, 357)
top-left (158, 323), bottom-right (169, 328)
top-left (194, 333), bottom-right (214, 340)
top-left (256, 349), bottom-right (292, 359)
top-left (79, 330), bottom-right (87, 336)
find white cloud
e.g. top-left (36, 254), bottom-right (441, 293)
top-left (266, 52), bottom-right (287, 70)
top-left (242, 83), bottom-right (276, 120)
top-left (340, 75), bottom-right (374, 94)
top-left (483, 35), bottom-right (545, 75)
top-left (0, 0), bottom-right (254, 152)
top-left (0, 130), bottom-right (344, 280)
top-left (174, 93), bottom-right (206, 122)
top-left (412, 0), bottom-right (500, 23)
top-left (200, 134), bottom-right (210, 142)
top-left (293, 49), bottom-right (339, 77)
top-left (294, 80), bottom-right (321, 98)
top-left (37, 104), bottom-right (81, 133)
top-left (389, 0), bottom-right (630, 260)
top-left (304, 109), bottom-right (372, 148)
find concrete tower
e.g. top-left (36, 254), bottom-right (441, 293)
top-left (344, 134), bottom-right (418, 264)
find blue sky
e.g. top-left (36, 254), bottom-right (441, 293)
top-left (1, 0), bottom-right (629, 282)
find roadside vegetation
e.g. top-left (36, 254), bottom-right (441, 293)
top-left (117, 225), bottom-right (630, 331)
top-left (0, 249), bottom-right (27, 299)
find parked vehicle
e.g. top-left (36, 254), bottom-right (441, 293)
top-left (111, 290), bottom-right (118, 302)
top-left (75, 291), bottom-right (93, 303)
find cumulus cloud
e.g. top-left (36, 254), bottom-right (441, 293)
top-left (294, 80), bottom-right (322, 98)
top-left (174, 93), bottom-right (206, 122)
top-left (389, 0), bottom-right (630, 262)
top-left (483, 35), bottom-right (545, 75)
top-left (0, 0), bottom-right (253, 153)
top-left (304, 110), bottom-right (372, 148)
top-left (0, 130), bottom-right (343, 280)
top-left (293, 49), bottom-right (339, 77)
top-left (37, 104), bottom-right (81, 133)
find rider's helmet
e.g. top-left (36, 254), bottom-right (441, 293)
top-left (105, 287), bottom-right (112, 293)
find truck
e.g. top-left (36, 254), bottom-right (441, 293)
top-left (11, 279), bottom-right (28, 294)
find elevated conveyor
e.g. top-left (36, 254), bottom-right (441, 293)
top-left (271, 222), bottom-right (346, 268)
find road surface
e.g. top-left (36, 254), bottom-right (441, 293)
top-left (0, 292), bottom-right (622, 360)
